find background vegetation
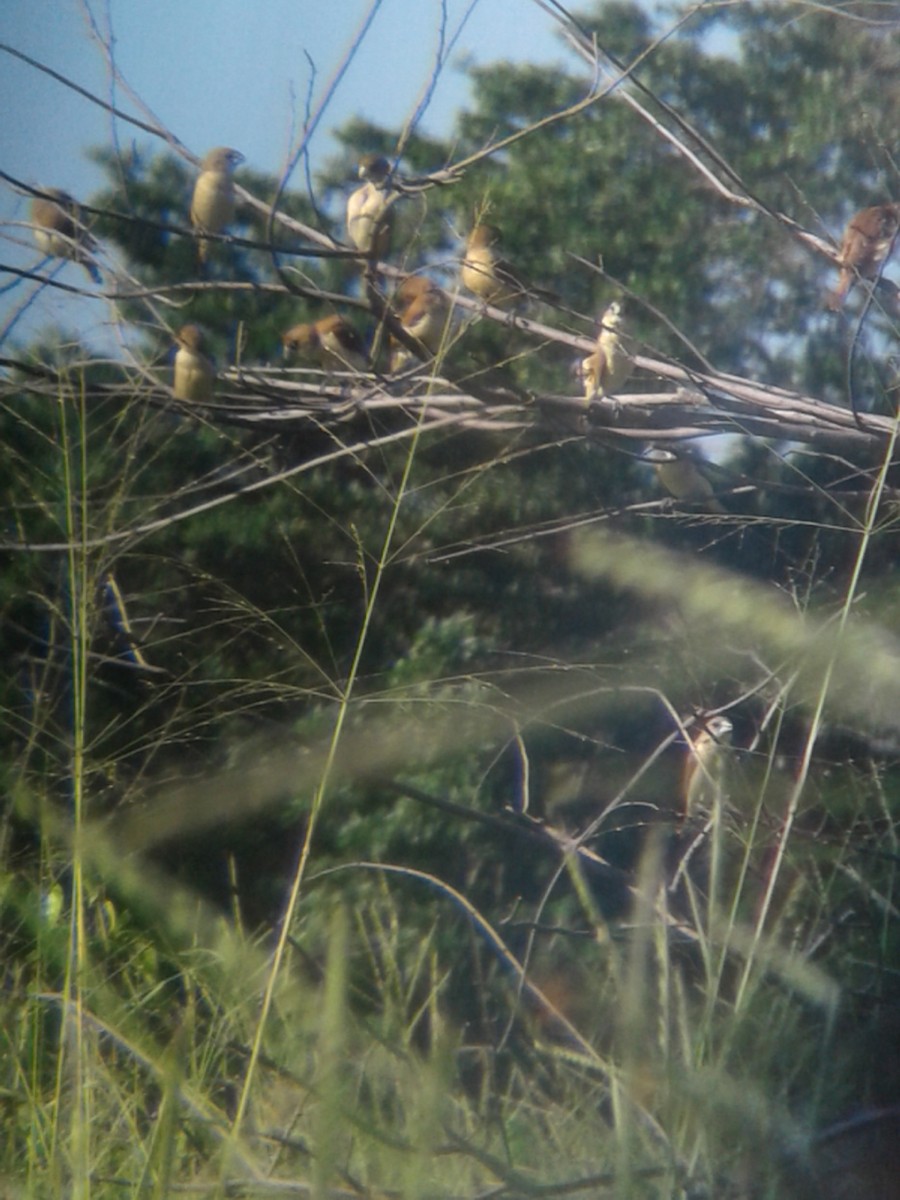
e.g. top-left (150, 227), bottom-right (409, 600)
top-left (1, 2), bottom-right (899, 1197)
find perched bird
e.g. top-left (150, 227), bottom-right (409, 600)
top-left (644, 446), bottom-right (725, 513)
top-left (190, 147), bottom-right (245, 263)
top-left (392, 273), bottom-right (436, 308)
top-left (282, 315), bottom-right (368, 373)
top-left (389, 279), bottom-right (452, 371)
top-left (173, 324), bottom-right (215, 402)
top-left (461, 223), bottom-right (555, 306)
top-left (346, 154), bottom-right (395, 265)
top-left (30, 188), bottom-right (101, 283)
top-left (581, 300), bottom-right (634, 401)
top-left (680, 714), bottom-right (733, 822)
top-left (826, 202), bottom-right (900, 311)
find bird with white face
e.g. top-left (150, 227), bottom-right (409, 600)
top-left (346, 154), bottom-right (396, 267)
top-left (581, 300), bottom-right (634, 402)
top-left (190, 147), bottom-right (245, 263)
top-left (680, 713), bottom-right (734, 822)
top-left (282, 315), bottom-right (368, 374)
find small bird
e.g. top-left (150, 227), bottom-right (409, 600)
top-left (392, 273), bottom-right (436, 308)
top-left (581, 300), bottom-right (634, 401)
top-left (461, 223), bottom-right (554, 306)
top-left (644, 446), bottom-right (725, 513)
top-left (826, 202), bottom-right (900, 311)
top-left (190, 147), bottom-right (245, 263)
top-left (282, 315), bottom-right (368, 373)
top-left (30, 188), bottom-right (101, 283)
top-left (173, 324), bottom-right (215, 402)
top-left (389, 280), bottom-right (452, 371)
top-left (346, 154), bottom-right (396, 265)
top-left (680, 714), bottom-right (733, 822)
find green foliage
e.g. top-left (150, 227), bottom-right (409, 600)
top-left (2, 3), bottom-right (900, 1196)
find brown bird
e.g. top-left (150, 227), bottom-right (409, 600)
top-left (680, 714), bottom-right (733, 822)
top-left (346, 154), bottom-right (396, 265)
top-left (282, 315), bottom-right (368, 373)
top-left (190, 147), bottom-right (245, 263)
top-left (826, 202), bottom-right (900, 311)
top-left (644, 447), bottom-right (725, 513)
top-left (173, 324), bottom-right (215, 402)
top-left (460, 223), bottom-right (549, 306)
top-left (389, 279), bottom-right (452, 371)
top-left (30, 188), bottom-right (101, 283)
top-left (392, 273), bottom-right (436, 308)
top-left (581, 300), bottom-right (634, 401)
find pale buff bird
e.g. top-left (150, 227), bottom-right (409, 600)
top-left (30, 188), bottom-right (101, 283)
top-left (389, 280), bottom-right (452, 371)
top-left (282, 315), bottom-right (368, 373)
top-left (346, 154), bottom-right (395, 264)
top-left (581, 300), bottom-right (634, 402)
top-left (644, 447), bottom-right (725, 513)
top-left (190, 147), bottom-right (245, 263)
top-left (461, 223), bottom-right (534, 305)
top-left (173, 324), bottom-right (215, 402)
top-left (826, 202), bottom-right (900, 310)
top-left (680, 714), bottom-right (733, 822)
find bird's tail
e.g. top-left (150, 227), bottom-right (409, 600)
top-left (824, 269), bottom-right (851, 311)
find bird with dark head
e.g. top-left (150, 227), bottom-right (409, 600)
top-left (358, 154), bottom-right (391, 186)
top-left (644, 446), bottom-right (725, 513)
top-left (282, 315), bottom-right (368, 374)
top-left (346, 154), bottom-right (396, 267)
top-left (30, 188), bottom-right (101, 283)
top-left (826, 202), bottom-right (900, 311)
top-left (190, 147), bottom-right (245, 264)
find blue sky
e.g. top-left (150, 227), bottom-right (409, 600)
top-left (1, 0), bottom-right (583, 344)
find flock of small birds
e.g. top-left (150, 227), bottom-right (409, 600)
top-left (26, 159), bottom-right (900, 1198)
top-left (27, 149), bottom-right (900, 510)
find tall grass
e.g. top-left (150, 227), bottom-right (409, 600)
top-left (1, 361), bottom-right (898, 1200)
